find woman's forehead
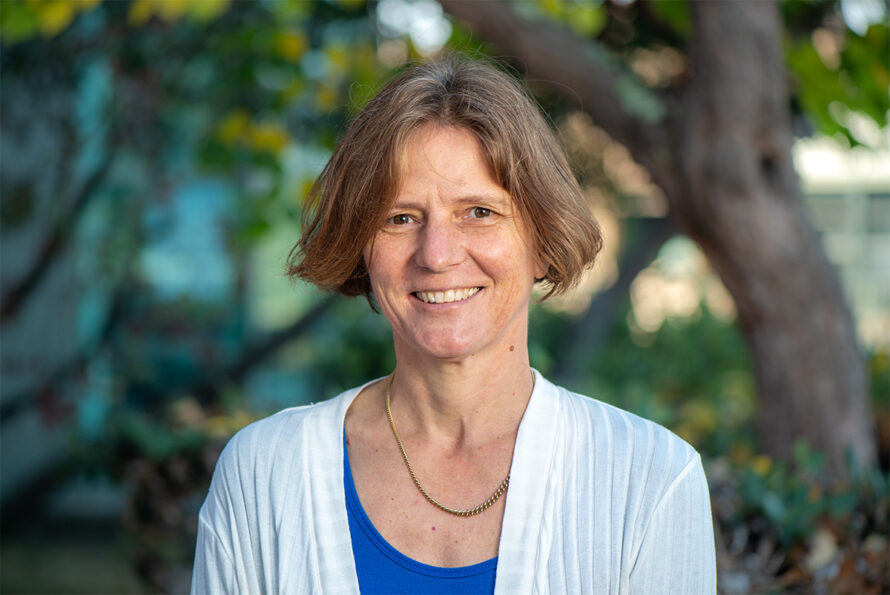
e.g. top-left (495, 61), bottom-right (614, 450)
top-left (391, 124), bottom-right (507, 194)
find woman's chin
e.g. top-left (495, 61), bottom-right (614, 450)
top-left (393, 322), bottom-right (524, 363)
top-left (397, 334), bottom-right (482, 362)
top-left (418, 343), bottom-right (477, 362)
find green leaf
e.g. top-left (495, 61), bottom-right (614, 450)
top-left (568, 3), bottom-right (607, 38)
top-left (0, 1), bottom-right (38, 45)
top-left (648, 0), bottom-right (690, 36)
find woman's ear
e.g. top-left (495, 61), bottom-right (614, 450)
top-left (533, 254), bottom-right (549, 282)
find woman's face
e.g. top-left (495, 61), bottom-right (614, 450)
top-left (364, 124), bottom-right (547, 362)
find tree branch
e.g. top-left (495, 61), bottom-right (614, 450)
top-left (183, 295), bottom-right (338, 406)
top-left (1, 155), bottom-right (113, 323)
top-left (0, 285), bottom-right (125, 423)
top-left (1, 295), bottom-right (337, 423)
top-left (439, 0), bottom-right (671, 183)
top-left (222, 295), bottom-right (336, 384)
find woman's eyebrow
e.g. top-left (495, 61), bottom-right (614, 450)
top-left (453, 194), bottom-right (512, 208)
top-left (387, 200), bottom-right (424, 211)
top-left (389, 194), bottom-right (512, 211)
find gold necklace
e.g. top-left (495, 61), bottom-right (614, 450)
top-left (385, 375), bottom-right (510, 517)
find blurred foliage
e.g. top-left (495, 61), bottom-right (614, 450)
top-left (786, 21), bottom-right (890, 147)
top-left (519, 0), bottom-right (609, 38)
top-left (518, 0), bottom-right (890, 148)
top-left (0, 0), bottom-right (103, 42)
top-left (530, 300), bottom-right (756, 456)
top-left (734, 442), bottom-right (867, 548)
top-left (2, 0), bottom-right (888, 592)
top-left (712, 440), bottom-right (889, 592)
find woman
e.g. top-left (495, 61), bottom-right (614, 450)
top-left (192, 56), bottom-right (716, 594)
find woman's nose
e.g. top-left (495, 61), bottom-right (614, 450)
top-left (414, 218), bottom-right (464, 272)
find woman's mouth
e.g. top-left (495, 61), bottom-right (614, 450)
top-left (413, 287), bottom-right (481, 304)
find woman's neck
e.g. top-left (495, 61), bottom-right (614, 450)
top-left (388, 340), bottom-right (535, 443)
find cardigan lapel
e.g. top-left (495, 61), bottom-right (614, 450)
top-left (302, 383), bottom-right (367, 594)
top-left (301, 372), bottom-right (561, 593)
top-left (494, 370), bottom-right (562, 593)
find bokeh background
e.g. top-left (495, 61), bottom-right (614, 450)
top-left (1, 0), bottom-right (888, 592)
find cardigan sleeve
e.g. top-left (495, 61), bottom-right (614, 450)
top-left (191, 516), bottom-right (238, 595)
top-left (190, 429), bottom-right (264, 595)
top-left (629, 453), bottom-right (717, 593)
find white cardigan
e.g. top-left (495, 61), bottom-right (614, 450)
top-left (192, 371), bottom-right (716, 593)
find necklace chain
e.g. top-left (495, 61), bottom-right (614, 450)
top-left (385, 375), bottom-right (510, 517)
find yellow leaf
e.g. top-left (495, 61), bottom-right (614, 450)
top-left (325, 44), bottom-right (349, 76)
top-left (188, 0), bottom-right (230, 22)
top-left (216, 110), bottom-right (250, 146)
top-left (683, 399), bottom-right (719, 435)
top-left (71, 0), bottom-right (103, 11)
top-left (275, 30), bottom-right (308, 62)
top-left (37, 1), bottom-right (75, 37)
top-left (315, 84), bottom-right (339, 111)
top-left (299, 178), bottom-right (315, 201)
top-left (248, 122), bottom-right (290, 154)
top-left (752, 454), bottom-right (772, 476)
top-left (568, 4), bottom-right (605, 38)
top-left (538, 0), bottom-right (564, 20)
top-left (203, 415), bottom-right (231, 439)
top-left (202, 410), bottom-right (255, 439)
top-left (158, 0), bottom-right (188, 22)
top-left (279, 77), bottom-right (305, 103)
top-left (128, 0), bottom-right (153, 25)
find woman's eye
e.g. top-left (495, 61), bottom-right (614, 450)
top-left (470, 207), bottom-right (492, 218)
top-left (388, 214), bottom-right (414, 225)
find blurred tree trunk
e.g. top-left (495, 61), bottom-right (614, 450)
top-left (442, 0), bottom-right (875, 476)
top-left (553, 216), bottom-right (675, 386)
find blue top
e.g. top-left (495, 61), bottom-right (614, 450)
top-left (343, 434), bottom-right (498, 594)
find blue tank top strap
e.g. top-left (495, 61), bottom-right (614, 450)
top-left (343, 431), bottom-right (498, 593)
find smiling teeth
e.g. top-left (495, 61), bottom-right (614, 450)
top-left (416, 287), bottom-right (480, 304)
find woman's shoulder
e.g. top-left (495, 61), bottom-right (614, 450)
top-left (213, 387), bottom-right (356, 480)
top-left (544, 377), bottom-right (701, 475)
top-left (221, 406), bottom-right (304, 460)
top-left (539, 378), bottom-right (708, 531)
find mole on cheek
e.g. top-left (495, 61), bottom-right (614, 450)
top-left (509, 345), bottom-right (514, 352)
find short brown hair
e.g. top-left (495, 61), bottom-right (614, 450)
top-left (288, 55), bottom-right (602, 303)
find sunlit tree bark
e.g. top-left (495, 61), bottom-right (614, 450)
top-left (441, 0), bottom-right (875, 476)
